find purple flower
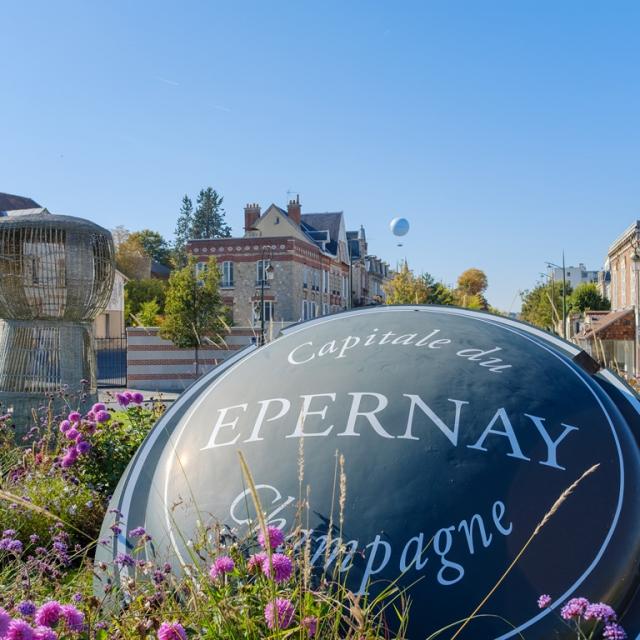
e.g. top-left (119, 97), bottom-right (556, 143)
top-left (6, 619), bottom-right (35, 640)
top-left (58, 420), bottom-right (71, 434)
top-left (584, 602), bottom-right (617, 622)
top-left (94, 410), bottom-right (110, 423)
top-left (35, 601), bottom-right (62, 628)
top-left (209, 555), bottom-right (235, 579)
top-left (157, 621), bottom-right (187, 640)
top-left (67, 412), bottom-right (81, 423)
top-left (603, 623), bottom-right (627, 639)
top-left (17, 601), bottom-right (36, 616)
top-left (248, 552), bottom-right (267, 572)
top-left (264, 598), bottom-right (295, 630)
top-left (8, 539), bottom-right (23, 554)
top-left (33, 627), bottom-right (57, 640)
top-left (115, 393), bottom-right (130, 407)
top-left (560, 597), bottom-right (590, 620)
top-left (2, 529), bottom-right (16, 538)
top-left (132, 392), bottom-right (144, 404)
top-left (303, 616), bottom-right (318, 637)
top-left (129, 526), bottom-right (146, 537)
top-left (537, 594), bottom-right (552, 609)
top-left (115, 553), bottom-right (135, 567)
top-left (76, 440), bottom-right (91, 455)
top-left (0, 608), bottom-right (10, 638)
top-left (258, 525), bottom-right (285, 550)
top-left (91, 402), bottom-right (106, 413)
top-left (65, 428), bottom-right (79, 440)
top-left (262, 553), bottom-right (293, 583)
top-left (61, 605), bottom-right (84, 632)
top-left (29, 534), bottom-right (39, 543)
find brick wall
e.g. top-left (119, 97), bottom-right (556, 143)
top-left (126, 327), bottom-right (257, 392)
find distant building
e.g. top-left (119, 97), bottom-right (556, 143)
top-left (575, 221), bottom-right (640, 378)
top-left (547, 262), bottom-right (598, 290)
top-left (347, 226), bottom-right (391, 307)
top-left (0, 191), bottom-right (41, 213)
top-left (94, 269), bottom-right (128, 339)
top-left (187, 197), bottom-right (390, 330)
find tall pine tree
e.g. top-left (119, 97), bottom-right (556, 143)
top-left (173, 195), bottom-right (194, 267)
top-left (191, 188), bottom-right (231, 239)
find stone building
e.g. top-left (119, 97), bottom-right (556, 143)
top-left (347, 226), bottom-right (391, 306)
top-left (576, 221), bottom-right (640, 378)
top-left (188, 198), bottom-right (351, 329)
top-left (187, 198), bottom-right (391, 332)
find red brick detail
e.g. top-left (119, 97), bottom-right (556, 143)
top-left (127, 344), bottom-right (243, 352)
top-left (128, 373), bottom-right (198, 380)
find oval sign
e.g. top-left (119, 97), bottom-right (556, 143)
top-left (98, 307), bottom-right (640, 639)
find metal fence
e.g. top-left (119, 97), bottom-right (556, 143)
top-left (95, 335), bottom-right (127, 387)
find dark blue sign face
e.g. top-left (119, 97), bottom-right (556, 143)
top-left (98, 307), bottom-right (640, 639)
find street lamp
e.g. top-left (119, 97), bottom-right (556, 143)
top-left (545, 253), bottom-right (567, 338)
top-left (259, 247), bottom-right (274, 346)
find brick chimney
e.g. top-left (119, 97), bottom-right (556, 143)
top-left (244, 203), bottom-right (261, 231)
top-left (287, 195), bottom-right (301, 225)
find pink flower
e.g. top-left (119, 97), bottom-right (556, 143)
top-left (258, 525), bottom-right (285, 550)
top-left (94, 410), bottom-right (110, 423)
top-left (262, 553), bottom-right (293, 583)
top-left (34, 627), bottom-right (57, 640)
top-left (115, 393), bottom-right (130, 407)
top-left (537, 594), bottom-right (552, 609)
top-left (6, 619), bottom-right (35, 640)
top-left (603, 623), bottom-right (627, 639)
top-left (247, 552), bottom-right (267, 572)
top-left (158, 622), bottom-right (187, 640)
top-left (76, 441), bottom-right (91, 455)
top-left (67, 412), bottom-right (81, 423)
top-left (132, 392), bottom-right (144, 404)
top-left (303, 616), bottom-right (318, 637)
top-left (209, 555), bottom-right (235, 579)
top-left (584, 602), bottom-right (617, 622)
top-left (560, 597), bottom-right (590, 620)
top-left (0, 608), bottom-right (10, 637)
top-left (61, 605), bottom-right (84, 632)
top-left (264, 598), bottom-right (295, 630)
top-left (58, 420), bottom-right (71, 434)
top-left (35, 601), bottom-right (62, 628)
top-left (91, 403), bottom-right (106, 413)
top-left (65, 428), bottom-right (79, 440)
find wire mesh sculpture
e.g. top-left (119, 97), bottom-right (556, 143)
top-left (0, 212), bottom-right (115, 426)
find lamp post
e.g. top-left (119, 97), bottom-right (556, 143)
top-left (546, 256), bottom-right (568, 338)
top-left (259, 247), bottom-right (274, 346)
top-left (631, 243), bottom-right (640, 378)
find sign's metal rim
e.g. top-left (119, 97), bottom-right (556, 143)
top-left (108, 306), bottom-right (635, 639)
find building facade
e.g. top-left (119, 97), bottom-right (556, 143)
top-left (547, 263), bottom-right (598, 291)
top-left (188, 198), bottom-right (351, 328)
top-left (187, 198), bottom-right (390, 330)
top-left (94, 269), bottom-right (128, 339)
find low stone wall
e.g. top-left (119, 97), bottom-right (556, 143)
top-left (126, 327), bottom-right (257, 392)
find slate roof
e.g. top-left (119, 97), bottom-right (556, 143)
top-left (300, 212), bottom-right (343, 256)
top-left (0, 192), bottom-right (41, 212)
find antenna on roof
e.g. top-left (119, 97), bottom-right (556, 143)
top-left (286, 189), bottom-right (298, 199)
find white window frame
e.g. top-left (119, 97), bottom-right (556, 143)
top-left (257, 259), bottom-right (272, 284)
top-left (253, 300), bottom-right (274, 324)
top-left (221, 261), bottom-right (234, 287)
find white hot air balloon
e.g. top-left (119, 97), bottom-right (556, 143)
top-left (390, 217), bottom-right (410, 237)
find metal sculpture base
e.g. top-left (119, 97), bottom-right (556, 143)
top-left (0, 319), bottom-right (97, 434)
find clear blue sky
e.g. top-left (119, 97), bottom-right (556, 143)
top-left (2, 1), bottom-right (639, 311)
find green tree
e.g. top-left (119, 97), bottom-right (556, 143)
top-left (160, 256), bottom-right (228, 376)
top-left (113, 229), bottom-right (151, 280)
top-left (192, 187), bottom-right (231, 239)
top-left (569, 282), bottom-right (610, 313)
top-left (137, 299), bottom-right (161, 327)
top-left (455, 268), bottom-right (489, 309)
top-left (521, 281), bottom-right (572, 332)
top-left (173, 195), bottom-right (194, 267)
top-left (422, 273), bottom-right (455, 305)
top-left (384, 262), bottom-right (428, 304)
top-left (129, 229), bottom-right (172, 267)
top-left (124, 278), bottom-right (167, 325)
